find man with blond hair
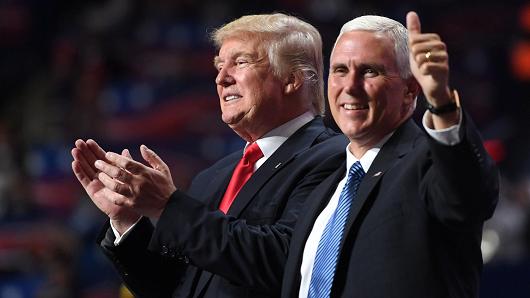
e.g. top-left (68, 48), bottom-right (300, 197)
top-left (72, 13), bottom-right (346, 297)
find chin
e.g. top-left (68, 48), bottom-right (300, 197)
top-left (341, 124), bottom-right (368, 139)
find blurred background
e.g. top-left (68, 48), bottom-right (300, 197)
top-left (0, 0), bottom-right (529, 297)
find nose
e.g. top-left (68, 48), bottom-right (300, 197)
top-left (215, 66), bottom-right (235, 87)
top-left (343, 71), bottom-right (363, 96)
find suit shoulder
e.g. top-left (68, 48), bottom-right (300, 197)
top-left (313, 126), bottom-right (343, 144)
top-left (294, 134), bottom-right (347, 168)
top-left (311, 134), bottom-right (349, 152)
top-left (189, 150), bottom-right (240, 183)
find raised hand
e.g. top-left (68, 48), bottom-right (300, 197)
top-left (407, 11), bottom-right (452, 106)
top-left (71, 139), bottom-right (141, 233)
top-left (94, 145), bottom-right (177, 219)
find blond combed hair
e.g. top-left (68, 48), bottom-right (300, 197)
top-left (212, 13), bottom-right (325, 115)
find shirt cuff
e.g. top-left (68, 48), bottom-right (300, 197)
top-left (110, 216), bottom-right (143, 246)
top-left (422, 109), bottom-right (463, 146)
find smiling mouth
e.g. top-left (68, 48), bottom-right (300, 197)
top-left (224, 95), bottom-right (242, 102)
top-left (343, 103), bottom-right (369, 110)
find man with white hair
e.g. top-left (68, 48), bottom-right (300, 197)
top-left (281, 11), bottom-right (498, 298)
top-left (71, 13), bottom-right (346, 298)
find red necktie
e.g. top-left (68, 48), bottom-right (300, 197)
top-left (219, 142), bottom-right (263, 214)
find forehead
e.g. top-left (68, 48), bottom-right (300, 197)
top-left (331, 30), bottom-right (396, 64)
top-left (217, 36), bottom-right (262, 59)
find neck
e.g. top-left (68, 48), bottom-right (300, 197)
top-left (232, 109), bottom-right (314, 143)
top-left (348, 117), bottom-right (409, 159)
top-left (347, 141), bottom-right (376, 160)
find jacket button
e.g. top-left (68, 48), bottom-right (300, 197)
top-left (178, 255), bottom-right (189, 264)
top-left (161, 245), bottom-right (169, 256)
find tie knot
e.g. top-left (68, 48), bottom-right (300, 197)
top-left (348, 161), bottom-right (365, 180)
top-left (243, 142), bottom-right (263, 164)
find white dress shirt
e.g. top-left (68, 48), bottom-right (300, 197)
top-left (298, 111), bottom-right (463, 297)
top-left (111, 111), bottom-right (315, 245)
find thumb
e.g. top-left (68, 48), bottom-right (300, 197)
top-left (406, 11), bottom-right (421, 34)
top-left (121, 148), bottom-right (132, 159)
top-left (140, 145), bottom-right (170, 175)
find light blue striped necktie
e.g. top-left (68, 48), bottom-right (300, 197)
top-left (308, 161), bottom-right (365, 298)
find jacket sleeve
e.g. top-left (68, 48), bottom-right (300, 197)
top-left (97, 217), bottom-right (187, 298)
top-left (421, 110), bottom-right (499, 230)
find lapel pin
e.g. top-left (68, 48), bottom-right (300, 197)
top-left (372, 171), bottom-right (383, 177)
top-left (275, 162), bottom-right (282, 169)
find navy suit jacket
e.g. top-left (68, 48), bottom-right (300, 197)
top-left (97, 117), bottom-right (348, 297)
top-left (282, 114), bottom-right (499, 298)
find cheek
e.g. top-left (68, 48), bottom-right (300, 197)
top-left (366, 83), bottom-right (389, 109)
top-left (364, 81), bottom-right (380, 97)
top-left (327, 79), bottom-right (341, 99)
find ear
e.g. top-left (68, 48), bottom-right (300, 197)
top-left (403, 78), bottom-right (420, 105)
top-left (284, 72), bottom-right (304, 95)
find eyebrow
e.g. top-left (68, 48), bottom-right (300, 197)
top-left (213, 56), bottom-right (222, 68)
top-left (330, 62), bottom-right (347, 69)
top-left (330, 62), bottom-right (387, 72)
top-left (213, 52), bottom-right (259, 69)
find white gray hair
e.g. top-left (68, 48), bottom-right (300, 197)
top-left (333, 15), bottom-right (412, 79)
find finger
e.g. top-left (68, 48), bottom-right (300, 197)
top-left (122, 148), bottom-right (132, 159)
top-left (120, 149), bottom-right (134, 175)
top-left (106, 190), bottom-right (129, 207)
top-left (112, 195), bottom-right (128, 207)
top-left (95, 159), bottom-right (133, 184)
top-left (71, 147), bottom-right (97, 178)
top-left (414, 51), bottom-right (448, 65)
top-left (105, 151), bottom-right (144, 174)
top-left (406, 11), bottom-right (421, 34)
top-left (409, 33), bottom-right (441, 45)
top-left (418, 62), bottom-right (449, 76)
top-left (140, 145), bottom-right (170, 176)
top-left (98, 171), bottom-right (131, 197)
top-left (411, 40), bottom-right (446, 54)
top-left (86, 139), bottom-right (107, 160)
top-left (72, 160), bottom-right (92, 188)
top-left (75, 139), bottom-right (99, 171)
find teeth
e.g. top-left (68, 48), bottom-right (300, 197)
top-left (343, 103), bottom-right (367, 110)
top-left (225, 95), bottom-right (241, 101)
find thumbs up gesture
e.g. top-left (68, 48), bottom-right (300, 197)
top-left (407, 11), bottom-right (453, 107)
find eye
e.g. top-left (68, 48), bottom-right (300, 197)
top-left (215, 64), bottom-right (224, 72)
top-left (363, 67), bottom-right (379, 78)
top-left (332, 66), bottom-right (348, 76)
top-left (235, 59), bottom-right (249, 67)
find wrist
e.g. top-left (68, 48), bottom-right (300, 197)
top-left (427, 89), bottom-right (461, 130)
top-left (426, 89), bottom-right (460, 115)
top-left (111, 214), bottom-right (141, 235)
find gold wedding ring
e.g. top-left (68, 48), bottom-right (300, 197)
top-left (425, 51), bottom-right (432, 61)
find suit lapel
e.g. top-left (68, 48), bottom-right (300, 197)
top-left (295, 164), bottom-right (347, 244)
top-left (191, 155), bottom-right (242, 296)
top-left (226, 118), bottom-right (326, 217)
top-left (205, 153), bottom-right (242, 210)
top-left (284, 164), bottom-right (347, 294)
top-left (339, 119), bottom-right (421, 251)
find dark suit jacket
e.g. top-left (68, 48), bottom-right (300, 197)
top-left (97, 117), bottom-right (348, 297)
top-left (282, 114), bottom-right (499, 298)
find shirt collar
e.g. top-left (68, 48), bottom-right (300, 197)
top-left (245, 111), bottom-right (315, 159)
top-left (345, 132), bottom-right (393, 174)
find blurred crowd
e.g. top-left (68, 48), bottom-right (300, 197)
top-left (0, 0), bottom-right (529, 297)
